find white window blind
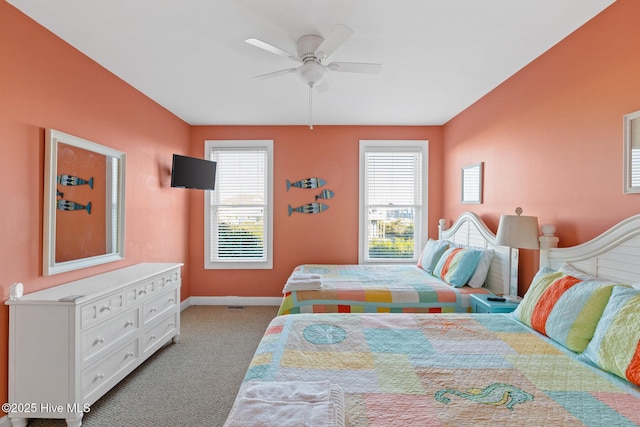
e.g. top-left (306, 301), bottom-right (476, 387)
top-left (359, 141), bottom-right (428, 263)
top-left (205, 141), bottom-right (273, 269)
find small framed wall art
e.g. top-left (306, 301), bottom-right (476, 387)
top-left (461, 162), bottom-right (483, 204)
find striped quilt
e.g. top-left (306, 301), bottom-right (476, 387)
top-left (278, 264), bottom-right (489, 316)
top-left (239, 313), bottom-right (640, 427)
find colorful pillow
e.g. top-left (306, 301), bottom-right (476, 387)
top-left (582, 286), bottom-right (640, 386)
top-left (467, 249), bottom-right (494, 288)
top-left (514, 268), bottom-right (625, 353)
top-left (417, 239), bottom-right (449, 274)
top-left (433, 247), bottom-right (483, 287)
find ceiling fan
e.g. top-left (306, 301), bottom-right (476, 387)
top-left (245, 24), bottom-right (382, 128)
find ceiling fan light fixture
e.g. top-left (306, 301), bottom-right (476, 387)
top-left (298, 62), bottom-right (327, 87)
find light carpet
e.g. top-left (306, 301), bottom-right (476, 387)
top-left (27, 305), bottom-right (278, 427)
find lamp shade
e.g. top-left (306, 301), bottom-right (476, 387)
top-left (495, 214), bottom-right (540, 249)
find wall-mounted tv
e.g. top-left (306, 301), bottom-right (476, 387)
top-left (170, 154), bottom-right (217, 190)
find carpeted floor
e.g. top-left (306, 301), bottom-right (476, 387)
top-left (27, 305), bottom-right (279, 427)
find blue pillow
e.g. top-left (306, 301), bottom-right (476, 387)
top-left (417, 239), bottom-right (449, 274)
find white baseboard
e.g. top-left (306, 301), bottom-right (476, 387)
top-left (0, 415), bottom-right (12, 427)
top-left (183, 296), bottom-right (282, 307)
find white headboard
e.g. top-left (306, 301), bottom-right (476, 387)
top-left (438, 212), bottom-right (513, 296)
top-left (541, 214), bottom-right (640, 285)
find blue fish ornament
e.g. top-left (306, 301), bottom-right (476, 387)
top-left (286, 177), bottom-right (326, 191)
top-left (288, 202), bottom-right (329, 216)
top-left (57, 200), bottom-right (92, 214)
top-left (315, 189), bottom-right (335, 200)
top-left (57, 174), bottom-right (94, 189)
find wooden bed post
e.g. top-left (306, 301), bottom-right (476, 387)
top-left (539, 224), bottom-right (559, 268)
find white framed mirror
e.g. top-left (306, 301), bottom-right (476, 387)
top-left (624, 110), bottom-right (640, 194)
top-left (43, 129), bottom-right (126, 275)
top-left (461, 162), bottom-right (483, 204)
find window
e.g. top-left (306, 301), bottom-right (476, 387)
top-left (359, 140), bottom-right (428, 264)
top-left (204, 140), bottom-right (273, 269)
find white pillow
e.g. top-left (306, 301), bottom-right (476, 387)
top-left (467, 249), bottom-right (494, 288)
top-left (558, 262), bottom-right (600, 281)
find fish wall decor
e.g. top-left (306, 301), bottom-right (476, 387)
top-left (286, 177), bottom-right (326, 191)
top-left (57, 174), bottom-right (94, 189)
top-left (57, 200), bottom-right (92, 214)
top-left (315, 189), bottom-right (335, 200)
top-left (288, 202), bottom-right (329, 216)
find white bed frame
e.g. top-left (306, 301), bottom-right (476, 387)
top-left (438, 212), bottom-right (513, 296)
top-left (541, 213), bottom-right (640, 285)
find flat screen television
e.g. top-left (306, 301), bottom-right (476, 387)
top-left (170, 154), bottom-right (217, 190)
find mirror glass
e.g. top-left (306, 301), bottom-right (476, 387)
top-left (43, 129), bottom-right (126, 275)
top-left (461, 162), bottom-right (483, 204)
top-left (624, 110), bottom-right (640, 194)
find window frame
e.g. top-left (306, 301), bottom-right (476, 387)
top-left (358, 140), bottom-right (429, 264)
top-left (204, 140), bottom-right (274, 270)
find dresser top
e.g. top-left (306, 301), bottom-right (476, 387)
top-left (6, 263), bottom-right (182, 305)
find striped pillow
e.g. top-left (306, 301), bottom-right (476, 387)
top-left (514, 268), bottom-right (624, 353)
top-left (582, 286), bottom-right (640, 386)
top-left (433, 247), bottom-right (483, 287)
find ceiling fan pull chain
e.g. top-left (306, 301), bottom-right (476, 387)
top-left (308, 84), bottom-right (313, 130)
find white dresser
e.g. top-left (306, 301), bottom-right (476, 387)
top-left (6, 263), bottom-right (183, 427)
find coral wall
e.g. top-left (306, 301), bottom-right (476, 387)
top-left (0, 1), bottom-right (191, 409)
top-left (187, 126), bottom-right (444, 297)
top-left (442, 0), bottom-right (640, 293)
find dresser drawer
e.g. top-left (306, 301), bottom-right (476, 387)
top-left (125, 279), bottom-right (156, 305)
top-left (81, 339), bottom-right (139, 402)
top-left (81, 292), bottom-right (125, 329)
top-left (143, 312), bottom-right (178, 354)
top-left (142, 287), bottom-right (178, 325)
top-left (81, 308), bottom-right (139, 364)
top-left (158, 269), bottom-right (180, 289)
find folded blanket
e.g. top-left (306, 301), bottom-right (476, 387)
top-left (283, 274), bottom-right (323, 292)
top-left (224, 381), bottom-right (345, 427)
top-left (289, 273), bottom-right (322, 281)
top-left (283, 280), bottom-right (323, 293)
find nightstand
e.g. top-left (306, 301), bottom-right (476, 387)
top-left (470, 294), bottom-right (519, 313)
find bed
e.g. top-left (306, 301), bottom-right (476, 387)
top-left (225, 214), bottom-right (640, 426)
top-left (278, 212), bottom-right (514, 315)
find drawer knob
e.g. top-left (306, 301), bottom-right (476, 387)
top-left (125, 351), bottom-right (134, 358)
top-left (149, 335), bottom-right (157, 341)
top-left (124, 320), bottom-right (134, 327)
top-left (99, 305), bottom-right (112, 313)
top-left (93, 337), bottom-right (105, 345)
top-left (168, 298), bottom-right (175, 303)
top-left (168, 322), bottom-right (175, 327)
top-left (149, 308), bottom-right (157, 313)
top-left (95, 373), bottom-right (105, 381)
top-left (138, 290), bottom-right (146, 295)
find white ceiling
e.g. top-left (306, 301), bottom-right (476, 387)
top-left (9, 0), bottom-right (615, 126)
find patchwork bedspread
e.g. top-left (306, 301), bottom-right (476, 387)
top-left (240, 313), bottom-right (640, 426)
top-left (278, 264), bottom-right (489, 316)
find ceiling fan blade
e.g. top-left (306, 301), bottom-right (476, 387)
top-left (315, 24), bottom-right (353, 59)
top-left (253, 68), bottom-right (297, 79)
top-left (315, 79), bottom-right (330, 92)
top-left (327, 62), bottom-right (382, 74)
top-left (245, 38), bottom-right (299, 61)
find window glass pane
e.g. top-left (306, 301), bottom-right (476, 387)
top-left (367, 207), bottom-right (415, 259)
top-left (213, 206), bottom-right (265, 260)
top-left (205, 141), bottom-right (272, 269)
top-left (364, 149), bottom-right (422, 261)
